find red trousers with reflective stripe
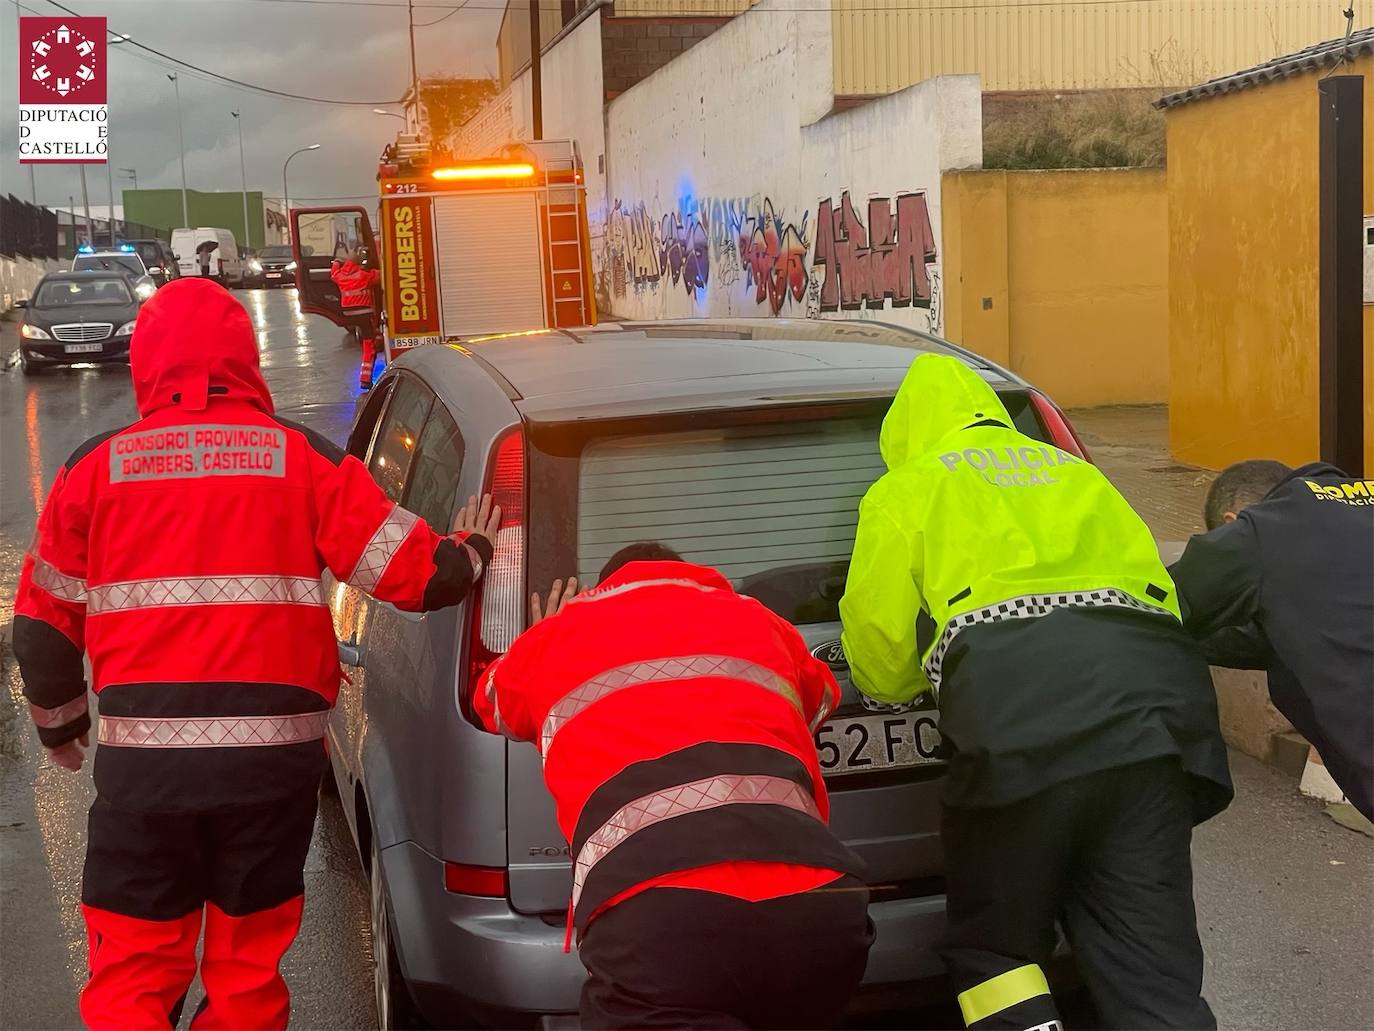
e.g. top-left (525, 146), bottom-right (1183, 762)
top-left (79, 787), bottom-right (318, 1029)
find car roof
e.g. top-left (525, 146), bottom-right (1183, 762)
top-left (43, 270), bottom-right (130, 280)
top-left (409, 319), bottom-right (1017, 422)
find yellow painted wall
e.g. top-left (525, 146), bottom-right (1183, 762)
top-left (1165, 54), bottom-right (1373, 472)
top-left (831, 0), bottom-right (1347, 97)
top-left (943, 168), bottom-right (1168, 408)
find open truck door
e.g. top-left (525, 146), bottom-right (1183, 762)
top-left (291, 206), bottom-right (379, 325)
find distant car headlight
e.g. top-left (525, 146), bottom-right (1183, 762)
top-left (115, 320), bottom-right (138, 337)
top-left (20, 322), bottom-right (51, 339)
top-left (248, 259), bottom-right (263, 272)
top-left (135, 281), bottom-right (156, 300)
top-left (285, 260), bottom-right (297, 271)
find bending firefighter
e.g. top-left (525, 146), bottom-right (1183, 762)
top-left (331, 247), bottom-right (383, 389)
top-left (840, 355), bottom-right (1233, 1030)
top-left (13, 279), bottom-right (500, 1030)
top-left (471, 543), bottom-right (874, 1029)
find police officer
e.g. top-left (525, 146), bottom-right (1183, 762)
top-left (839, 354), bottom-right (1232, 1031)
top-left (1169, 459), bottom-right (1373, 820)
top-left (470, 542), bottom-right (873, 1029)
top-left (13, 279), bottom-right (500, 1030)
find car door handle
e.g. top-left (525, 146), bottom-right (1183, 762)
top-left (338, 639), bottom-right (365, 667)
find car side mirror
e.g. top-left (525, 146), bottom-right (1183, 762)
top-left (14, 298), bottom-right (27, 308)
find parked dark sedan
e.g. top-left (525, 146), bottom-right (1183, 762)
top-left (17, 271), bottom-right (141, 374)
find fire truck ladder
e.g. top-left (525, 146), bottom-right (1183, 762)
top-left (542, 145), bottom-right (588, 328)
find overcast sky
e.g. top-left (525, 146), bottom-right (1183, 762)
top-left (2, 0), bottom-right (506, 212)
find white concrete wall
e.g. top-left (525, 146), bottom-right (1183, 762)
top-left (597, 0), bottom-right (981, 332)
top-left (1, 255), bottom-right (59, 312)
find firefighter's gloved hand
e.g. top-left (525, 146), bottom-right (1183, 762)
top-left (531, 577), bottom-right (581, 625)
top-left (454, 493), bottom-right (502, 545)
top-left (46, 732), bottom-right (89, 772)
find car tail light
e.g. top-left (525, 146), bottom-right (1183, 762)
top-left (1030, 391), bottom-right (1092, 463)
top-left (466, 427), bottom-right (526, 688)
top-left (444, 862), bottom-right (507, 897)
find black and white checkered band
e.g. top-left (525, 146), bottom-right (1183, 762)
top-left (922, 588), bottom-right (1173, 695)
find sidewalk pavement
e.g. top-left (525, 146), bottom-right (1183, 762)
top-left (1067, 404), bottom-right (1213, 542)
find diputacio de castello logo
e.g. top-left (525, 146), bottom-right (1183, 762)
top-left (18, 17), bottom-right (109, 164)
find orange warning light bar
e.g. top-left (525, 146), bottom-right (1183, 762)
top-left (431, 163), bottom-right (536, 182)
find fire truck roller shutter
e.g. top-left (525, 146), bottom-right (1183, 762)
top-left (434, 192), bottom-right (547, 336)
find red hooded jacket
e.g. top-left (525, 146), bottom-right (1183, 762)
top-left (330, 259), bottom-right (380, 313)
top-left (471, 560), bottom-right (865, 939)
top-left (13, 279), bottom-right (491, 811)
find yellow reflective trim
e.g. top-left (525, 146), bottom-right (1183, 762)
top-left (957, 964), bottom-right (1051, 1026)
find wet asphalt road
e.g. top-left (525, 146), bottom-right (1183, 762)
top-left (1, 288), bottom-right (1372, 1030)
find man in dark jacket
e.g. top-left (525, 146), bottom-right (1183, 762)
top-left (14, 278), bottom-right (500, 1030)
top-left (1170, 460), bottom-right (1373, 819)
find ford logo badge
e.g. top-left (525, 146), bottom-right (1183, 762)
top-left (811, 640), bottom-right (847, 670)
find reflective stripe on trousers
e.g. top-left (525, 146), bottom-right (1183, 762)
top-left (541, 654), bottom-right (821, 757)
top-left (97, 711), bottom-right (329, 748)
top-left (571, 773), bottom-right (821, 908)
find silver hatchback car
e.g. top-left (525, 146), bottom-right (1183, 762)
top-left (325, 319), bottom-right (1090, 1028)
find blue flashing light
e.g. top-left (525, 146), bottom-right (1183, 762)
top-left (119, 244), bottom-right (135, 252)
top-left (78, 244), bottom-right (94, 253)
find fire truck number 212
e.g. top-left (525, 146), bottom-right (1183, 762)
top-left (290, 136), bottom-right (596, 363)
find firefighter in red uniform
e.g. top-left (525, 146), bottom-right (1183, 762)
top-left (13, 278), bottom-right (500, 1031)
top-left (470, 542), bottom-right (874, 1029)
top-left (330, 247), bottom-right (383, 389)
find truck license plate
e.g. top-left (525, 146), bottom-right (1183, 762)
top-left (815, 710), bottom-right (943, 776)
top-left (63, 342), bottom-right (103, 354)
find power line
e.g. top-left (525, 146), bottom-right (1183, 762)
top-left (416, 0), bottom-right (474, 26)
top-left (36, 0), bottom-right (407, 105)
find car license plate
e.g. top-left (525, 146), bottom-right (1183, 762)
top-left (266, 272), bottom-right (282, 279)
top-left (63, 342), bottom-right (103, 354)
top-left (815, 710), bottom-right (943, 776)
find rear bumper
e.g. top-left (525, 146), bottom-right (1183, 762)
top-left (382, 840), bottom-right (958, 1026)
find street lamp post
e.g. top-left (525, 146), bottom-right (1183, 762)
top-left (281, 144), bottom-right (321, 215)
top-left (120, 167), bottom-right (137, 190)
top-left (168, 74), bottom-right (189, 226)
top-left (232, 112), bottom-right (251, 250)
top-left (105, 34), bottom-right (131, 244)
top-left (372, 108), bottom-right (407, 121)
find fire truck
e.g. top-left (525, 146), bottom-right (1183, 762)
top-left (291, 136), bottom-right (596, 361)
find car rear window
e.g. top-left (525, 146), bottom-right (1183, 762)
top-left (577, 417), bottom-right (886, 624)
top-left (574, 388), bottom-right (1048, 623)
top-left (37, 278), bottom-right (132, 305)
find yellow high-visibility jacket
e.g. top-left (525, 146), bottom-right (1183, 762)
top-left (839, 354), bottom-right (1181, 707)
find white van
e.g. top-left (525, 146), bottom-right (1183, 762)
top-left (171, 228), bottom-right (244, 286)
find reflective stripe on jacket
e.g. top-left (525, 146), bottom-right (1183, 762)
top-left (470, 560), bottom-right (864, 935)
top-left (840, 354), bottom-right (1181, 706)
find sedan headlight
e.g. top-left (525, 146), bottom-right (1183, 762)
top-left (20, 322), bottom-right (51, 339)
top-left (135, 281), bottom-right (156, 300)
top-left (285, 260), bottom-right (297, 272)
top-left (115, 320), bottom-right (138, 337)
top-left (248, 259), bottom-right (263, 272)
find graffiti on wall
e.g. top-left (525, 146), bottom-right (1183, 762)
top-left (594, 187), bottom-right (940, 330)
top-left (813, 191), bottom-right (937, 312)
top-left (736, 199), bottom-right (811, 316)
